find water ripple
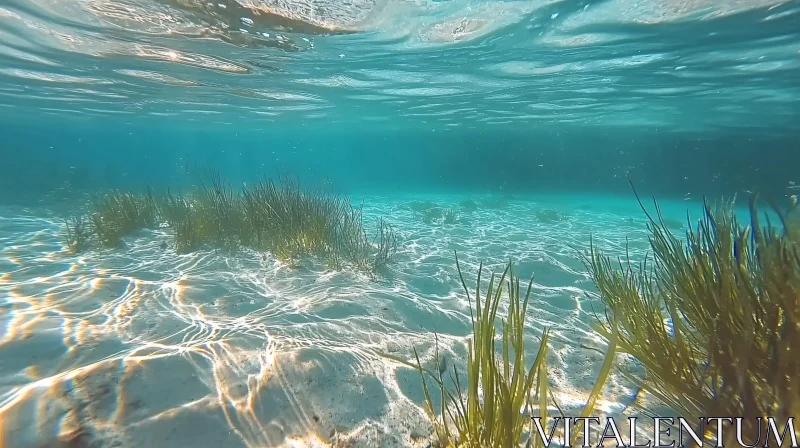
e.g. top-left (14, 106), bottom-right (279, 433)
top-left (0, 0), bottom-right (796, 131)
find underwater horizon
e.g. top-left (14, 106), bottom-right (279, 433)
top-left (1, 0), bottom-right (799, 446)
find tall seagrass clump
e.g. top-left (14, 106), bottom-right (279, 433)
top-left (382, 254), bottom-right (617, 448)
top-left (64, 215), bottom-right (91, 254)
top-left (87, 187), bottom-right (160, 248)
top-left (60, 170), bottom-right (398, 276)
top-left (585, 192), bottom-right (800, 445)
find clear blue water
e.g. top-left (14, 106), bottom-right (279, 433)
top-left (0, 0), bottom-right (798, 446)
top-left (1, 0), bottom-right (799, 201)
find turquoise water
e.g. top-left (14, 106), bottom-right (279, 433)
top-left (0, 0), bottom-right (799, 446)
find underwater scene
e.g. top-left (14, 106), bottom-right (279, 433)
top-left (1, 0), bottom-right (799, 446)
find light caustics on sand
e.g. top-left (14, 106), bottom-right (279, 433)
top-left (0, 195), bottom-right (679, 447)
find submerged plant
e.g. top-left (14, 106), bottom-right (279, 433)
top-left (64, 215), bottom-right (91, 253)
top-left (160, 189), bottom-right (191, 227)
top-left (370, 217), bottom-right (398, 274)
top-left (83, 188), bottom-right (162, 248)
top-left (58, 170), bottom-right (398, 276)
top-left (173, 211), bottom-right (202, 254)
top-left (239, 172), bottom-right (386, 268)
top-left (421, 207), bottom-right (444, 225)
top-left (382, 254), bottom-right (617, 448)
top-left (89, 208), bottom-right (126, 248)
top-left (200, 169), bottom-right (245, 252)
top-left (160, 170), bottom-right (398, 274)
top-left (584, 191), bottom-right (800, 445)
top-left (442, 208), bottom-right (460, 224)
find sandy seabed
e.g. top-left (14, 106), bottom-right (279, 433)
top-left (0, 192), bottom-right (691, 448)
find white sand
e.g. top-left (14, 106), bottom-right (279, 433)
top-left (0, 193), bottom-right (691, 447)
